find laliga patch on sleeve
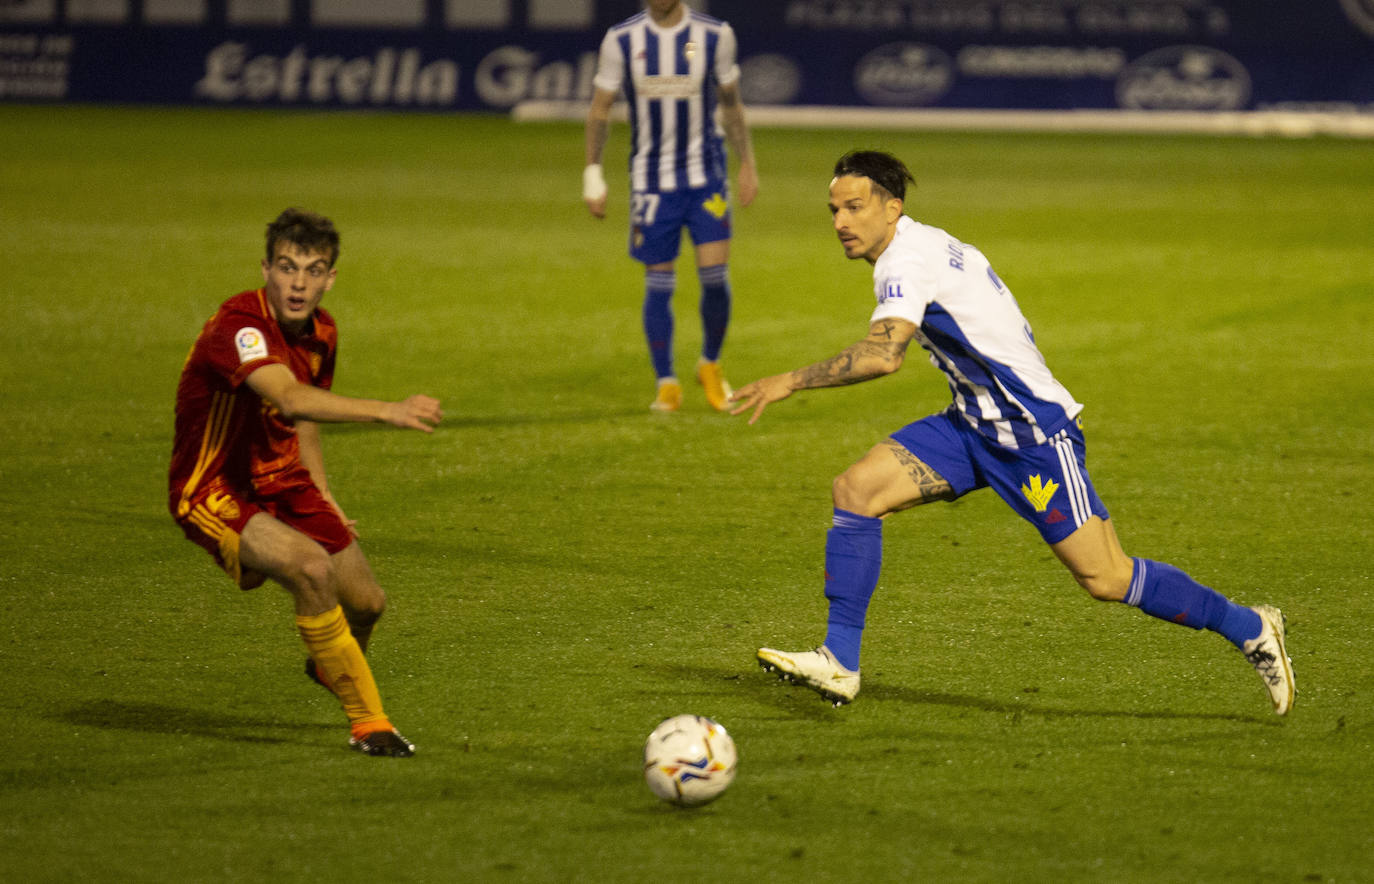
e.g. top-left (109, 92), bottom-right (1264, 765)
top-left (235, 327), bottom-right (269, 363)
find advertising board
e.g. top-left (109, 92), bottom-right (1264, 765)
top-left (1, 1), bottom-right (1370, 115)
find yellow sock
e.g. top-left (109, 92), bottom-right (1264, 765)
top-left (296, 605), bottom-right (391, 737)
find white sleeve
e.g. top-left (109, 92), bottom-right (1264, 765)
top-left (715, 22), bottom-right (740, 87)
top-left (593, 29), bottom-right (624, 93)
top-left (869, 252), bottom-right (934, 327)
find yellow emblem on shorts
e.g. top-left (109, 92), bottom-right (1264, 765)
top-left (702, 193), bottom-right (728, 219)
top-left (1020, 474), bottom-right (1059, 513)
top-left (206, 491), bottom-right (241, 522)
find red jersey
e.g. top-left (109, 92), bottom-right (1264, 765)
top-left (169, 288), bottom-right (337, 520)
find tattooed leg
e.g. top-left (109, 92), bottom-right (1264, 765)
top-left (881, 439), bottom-right (956, 506)
top-left (833, 438), bottom-right (955, 517)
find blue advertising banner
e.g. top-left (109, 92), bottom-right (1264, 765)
top-left (1, 1), bottom-right (1371, 113)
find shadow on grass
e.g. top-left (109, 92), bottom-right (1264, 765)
top-left (654, 662), bottom-right (1271, 725)
top-left (867, 683), bottom-right (1272, 725)
top-left (58, 700), bottom-right (337, 745)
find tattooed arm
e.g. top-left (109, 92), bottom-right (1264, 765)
top-left (729, 318), bottom-right (918, 425)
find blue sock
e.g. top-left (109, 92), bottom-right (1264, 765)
top-left (1123, 558), bottom-right (1262, 648)
top-left (643, 270), bottom-right (675, 379)
top-left (697, 264), bottom-right (731, 363)
top-left (823, 509), bottom-right (883, 671)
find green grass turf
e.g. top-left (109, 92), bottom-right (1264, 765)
top-left (1, 105), bottom-right (1371, 882)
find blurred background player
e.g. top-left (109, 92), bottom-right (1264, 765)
top-left (169, 208), bottom-right (443, 756)
top-left (583, 0), bottom-right (758, 412)
top-left (730, 151), bottom-right (1295, 715)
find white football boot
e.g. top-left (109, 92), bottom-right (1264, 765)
top-left (1241, 605), bottom-right (1295, 715)
top-left (757, 645), bottom-right (860, 706)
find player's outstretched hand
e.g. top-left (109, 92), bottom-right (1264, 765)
top-left (728, 374), bottom-right (794, 425)
top-left (385, 395), bottom-right (443, 432)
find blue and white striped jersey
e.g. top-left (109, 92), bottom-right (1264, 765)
top-left (593, 6), bottom-right (740, 193)
top-left (871, 216), bottom-right (1083, 449)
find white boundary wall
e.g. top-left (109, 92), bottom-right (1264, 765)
top-left (514, 100), bottom-right (1374, 139)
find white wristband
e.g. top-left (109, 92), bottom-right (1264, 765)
top-left (583, 163), bottom-right (607, 201)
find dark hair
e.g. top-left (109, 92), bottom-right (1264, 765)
top-left (265, 208), bottom-right (340, 266)
top-left (832, 150), bottom-right (916, 202)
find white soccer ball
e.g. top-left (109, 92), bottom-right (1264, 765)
top-left (642, 714), bottom-right (738, 807)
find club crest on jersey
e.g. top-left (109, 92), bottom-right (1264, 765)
top-left (235, 327), bottom-right (268, 363)
top-left (879, 281), bottom-right (904, 304)
top-left (1021, 474), bottom-right (1060, 513)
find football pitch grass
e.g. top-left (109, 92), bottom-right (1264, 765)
top-left (1, 105), bottom-right (1371, 882)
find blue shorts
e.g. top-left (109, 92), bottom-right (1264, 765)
top-left (629, 184), bottom-right (732, 265)
top-left (890, 410), bottom-right (1110, 544)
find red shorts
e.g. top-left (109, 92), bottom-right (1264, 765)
top-left (174, 467), bottom-right (353, 588)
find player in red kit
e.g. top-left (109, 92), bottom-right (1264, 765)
top-left (169, 208), bottom-right (442, 757)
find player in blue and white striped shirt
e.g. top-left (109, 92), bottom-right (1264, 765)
top-left (732, 150), bottom-right (1295, 715)
top-left (584, 0), bottom-right (758, 412)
